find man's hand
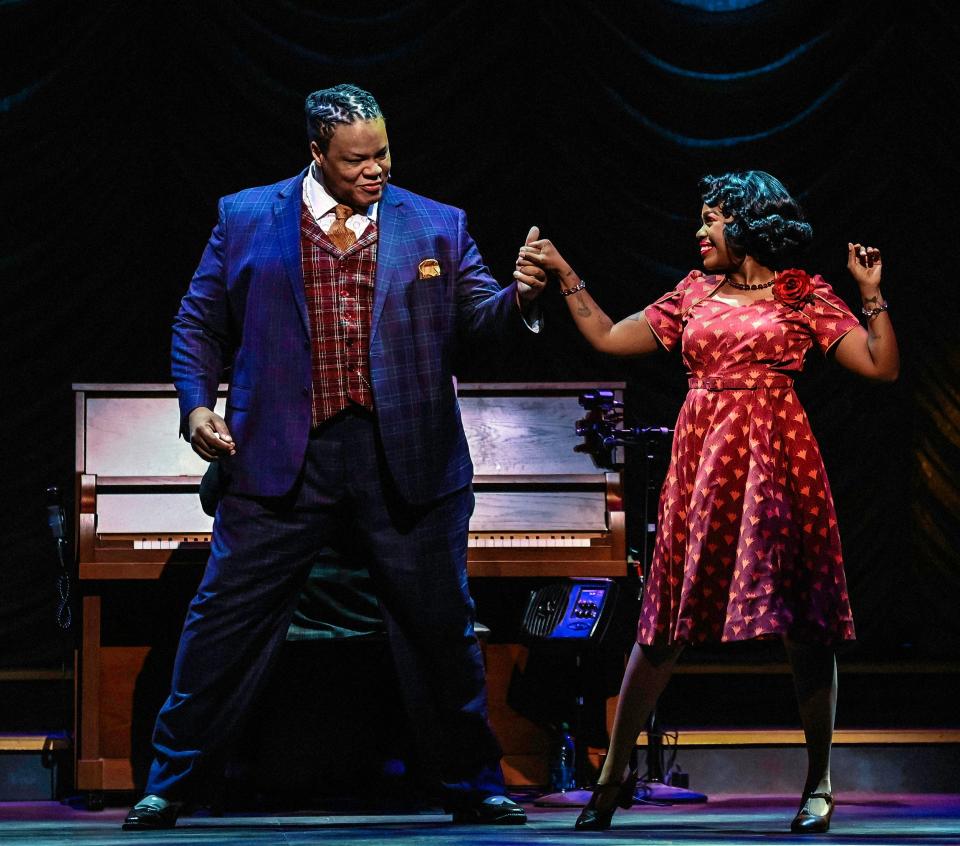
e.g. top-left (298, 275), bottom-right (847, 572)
top-left (188, 407), bottom-right (236, 461)
top-left (514, 226), bottom-right (548, 302)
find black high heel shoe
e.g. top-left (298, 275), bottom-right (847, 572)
top-left (574, 770), bottom-right (639, 831)
top-left (790, 791), bottom-right (834, 834)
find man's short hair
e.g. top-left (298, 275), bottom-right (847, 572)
top-left (305, 84), bottom-right (383, 153)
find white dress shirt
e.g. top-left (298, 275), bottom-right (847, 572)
top-left (302, 162), bottom-right (377, 238)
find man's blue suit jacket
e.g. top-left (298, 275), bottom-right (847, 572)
top-left (171, 169), bottom-right (526, 505)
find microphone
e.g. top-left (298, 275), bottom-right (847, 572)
top-left (46, 485), bottom-right (65, 541)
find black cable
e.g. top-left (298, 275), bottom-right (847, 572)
top-left (662, 728), bottom-right (680, 781)
top-left (46, 486), bottom-right (73, 630)
top-left (54, 542), bottom-right (72, 630)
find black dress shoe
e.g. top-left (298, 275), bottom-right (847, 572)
top-left (122, 795), bottom-right (181, 830)
top-left (790, 791), bottom-right (834, 834)
top-left (451, 795), bottom-right (527, 824)
top-left (574, 769), bottom-right (639, 831)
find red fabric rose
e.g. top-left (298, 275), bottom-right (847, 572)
top-left (773, 268), bottom-right (814, 308)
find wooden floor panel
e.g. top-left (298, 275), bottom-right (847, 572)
top-left (1, 793), bottom-right (959, 845)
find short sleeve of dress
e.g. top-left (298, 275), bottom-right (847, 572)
top-left (643, 271), bottom-right (701, 352)
top-left (806, 274), bottom-right (861, 354)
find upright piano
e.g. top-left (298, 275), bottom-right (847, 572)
top-left (75, 382), bottom-right (626, 794)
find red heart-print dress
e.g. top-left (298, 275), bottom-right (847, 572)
top-left (639, 270), bottom-right (860, 645)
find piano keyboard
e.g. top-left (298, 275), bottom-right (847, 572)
top-left (468, 534), bottom-right (595, 548)
top-left (109, 533), bottom-right (601, 550)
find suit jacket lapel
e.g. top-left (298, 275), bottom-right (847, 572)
top-left (274, 168), bottom-right (310, 335)
top-left (372, 184), bottom-right (405, 341)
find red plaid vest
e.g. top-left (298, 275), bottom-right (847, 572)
top-left (300, 203), bottom-right (377, 426)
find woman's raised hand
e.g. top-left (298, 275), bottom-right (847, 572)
top-left (834, 242), bottom-right (898, 381)
top-left (847, 243), bottom-right (882, 291)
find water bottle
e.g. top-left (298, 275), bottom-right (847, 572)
top-left (549, 722), bottom-right (576, 791)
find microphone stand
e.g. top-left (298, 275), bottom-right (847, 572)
top-left (576, 392), bottom-right (706, 805)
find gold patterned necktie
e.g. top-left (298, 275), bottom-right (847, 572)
top-left (328, 203), bottom-right (357, 252)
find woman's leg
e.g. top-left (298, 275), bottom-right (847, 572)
top-left (784, 636), bottom-right (837, 813)
top-left (596, 641), bottom-right (684, 788)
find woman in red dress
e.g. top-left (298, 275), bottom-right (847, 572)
top-left (518, 171), bottom-right (899, 833)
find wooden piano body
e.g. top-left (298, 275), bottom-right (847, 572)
top-left (75, 382), bottom-right (626, 793)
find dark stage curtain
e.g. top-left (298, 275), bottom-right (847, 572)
top-left (2, 0), bottom-right (957, 666)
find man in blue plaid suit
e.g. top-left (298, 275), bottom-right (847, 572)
top-left (124, 84), bottom-right (546, 830)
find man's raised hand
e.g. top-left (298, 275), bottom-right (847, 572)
top-left (514, 225), bottom-right (547, 301)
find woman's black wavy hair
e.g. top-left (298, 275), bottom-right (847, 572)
top-left (699, 171), bottom-right (813, 270)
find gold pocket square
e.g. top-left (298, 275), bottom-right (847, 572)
top-left (418, 258), bottom-right (441, 279)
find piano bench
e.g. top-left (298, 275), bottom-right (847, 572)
top-left (0, 733), bottom-right (71, 801)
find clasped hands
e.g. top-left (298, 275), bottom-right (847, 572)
top-left (515, 229), bottom-right (576, 289)
top-left (514, 226), bottom-right (551, 301)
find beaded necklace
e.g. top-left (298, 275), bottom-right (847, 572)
top-left (725, 274), bottom-right (775, 291)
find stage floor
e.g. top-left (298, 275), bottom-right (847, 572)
top-left (1, 793), bottom-right (958, 844)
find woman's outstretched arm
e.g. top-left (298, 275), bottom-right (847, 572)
top-left (833, 243), bottom-right (899, 381)
top-left (518, 237), bottom-right (660, 357)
